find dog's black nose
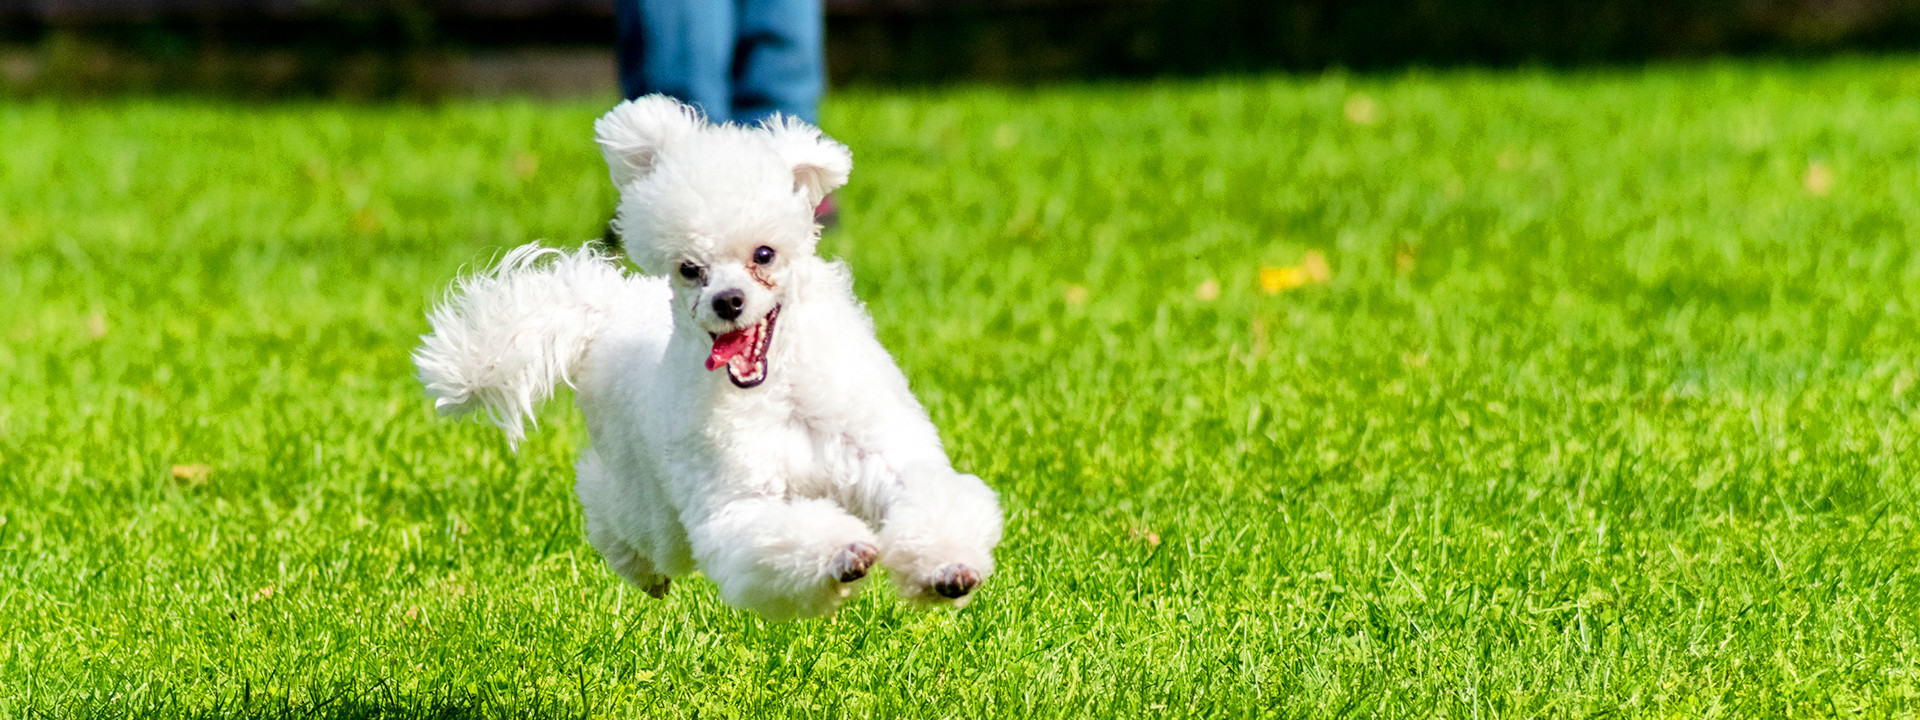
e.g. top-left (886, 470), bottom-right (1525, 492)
top-left (711, 289), bottom-right (745, 320)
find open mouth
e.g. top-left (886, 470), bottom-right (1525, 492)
top-left (705, 305), bottom-right (779, 388)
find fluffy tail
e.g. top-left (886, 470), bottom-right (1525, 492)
top-left (414, 243), bottom-right (630, 447)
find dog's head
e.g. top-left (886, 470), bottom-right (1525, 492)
top-left (595, 96), bottom-right (851, 388)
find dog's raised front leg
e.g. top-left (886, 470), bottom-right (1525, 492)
top-left (871, 465), bottom-right (1004, 606)
top-left (683, 496), bottom-right (880, 621)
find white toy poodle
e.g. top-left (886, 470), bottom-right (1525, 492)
top-left (412, 96), bottom-right (1003, 621)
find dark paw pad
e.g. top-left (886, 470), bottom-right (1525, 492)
top-left (931, 564), bottom-right (981, 599)
top-left (831, 542), bottom-right (879, 583)
top-left (641, 577), bottom-right (671, 599)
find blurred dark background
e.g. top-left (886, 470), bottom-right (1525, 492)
top-left (2, 0), bottom-right (1917, 96)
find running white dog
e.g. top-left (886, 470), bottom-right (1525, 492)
top-left (412, 96), bottom-right (1002, 621)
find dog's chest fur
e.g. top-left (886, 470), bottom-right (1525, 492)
top-left (666, 308), bottom-right (879, 504)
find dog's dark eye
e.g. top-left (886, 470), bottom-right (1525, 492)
top-left (753, 246), bottom-right (775, 265)
top-left (678, 262), bottom-right (702, 280)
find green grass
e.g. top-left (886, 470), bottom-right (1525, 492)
top-left (7, 56), bottom-right (1920, 717)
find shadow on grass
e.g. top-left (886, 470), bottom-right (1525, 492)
top-left (27, 684), bottom-right (596, 720)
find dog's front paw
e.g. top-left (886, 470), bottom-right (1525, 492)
top-left (929, 563), bottom-right (981, 599)
top-left (829, 541), bottom-right (879, 583)
top-left (886, 556), bottom-right (991, 606)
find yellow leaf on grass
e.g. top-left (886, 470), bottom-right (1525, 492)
top-left (1260, 266), bottom-right (1308, 293)
top-left (1259, 251), bottom-right (1331, 294)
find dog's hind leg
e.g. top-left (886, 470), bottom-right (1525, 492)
top-left (577, 451), bottom-right (672, 598)
top-left (586, 519), bottom-right (671, 598)
top-left (683, 497), bottom-right (880, 621)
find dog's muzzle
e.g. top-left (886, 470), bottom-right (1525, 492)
top-left (705, 305), bottom-right (779, 388)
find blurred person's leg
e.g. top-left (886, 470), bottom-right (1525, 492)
top-left (730, 0), bottom-right (824, 126)
top-left (616, 0), bottom-right (736, 121)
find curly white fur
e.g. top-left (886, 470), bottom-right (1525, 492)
top-left (414, 245), bottom-right (635, 447)
top-left (415, 96), bottom-right (1003, 621)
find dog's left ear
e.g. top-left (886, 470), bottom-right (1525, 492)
top-left (764, 116), bottom-right (853, 208)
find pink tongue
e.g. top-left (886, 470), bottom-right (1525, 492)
top-left (706, 329), bottom-right (753, 371)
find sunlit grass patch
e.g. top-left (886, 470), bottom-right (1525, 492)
top-left (6, 56), bottom-right (1920, 717)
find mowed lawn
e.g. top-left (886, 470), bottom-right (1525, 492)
top-left (6, 56), bottom-right (1920, 717)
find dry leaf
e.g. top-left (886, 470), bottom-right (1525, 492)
top-left (1195, 279), bottom-right (1221, 301)
top-left (1804, 161), bottom-right (1833, 196)
top-left (512, 153), bottom-right (539, 179)
top-left (171, 464), bottom-right (211, 486)
top-left (1063, 284), bottom-right (1090, 305)
top-left (86, 313), bottom-right (108, 339)
top-left (1128, 527), bottom-right (1161, 547)
top-left (250, 585), bottom-right (276, 602)
top-left (1302, 250), bottom-right (1330, 281)
top-left (1343, 94), bottom-right (1378, 125)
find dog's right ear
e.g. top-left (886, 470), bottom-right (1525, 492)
top-left (595, 95), bottom-right (704, 188)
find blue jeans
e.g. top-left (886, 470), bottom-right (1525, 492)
top-left (615, 0), bottom-right (824, 126)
